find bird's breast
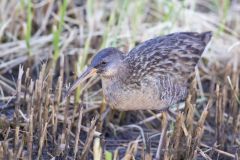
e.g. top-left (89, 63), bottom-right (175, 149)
top-left (101, 77), bottom-right (179, 111)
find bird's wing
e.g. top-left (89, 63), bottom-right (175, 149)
top-left (125, 32), bottom-right (212, 84)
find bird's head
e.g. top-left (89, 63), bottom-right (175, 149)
top-left (66, 47), bottom-right (124, 96)
top-left (90, 47), bottom-right (124, 77)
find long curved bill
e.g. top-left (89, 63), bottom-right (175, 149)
top-left (65, 67), bottom-right (97, 97)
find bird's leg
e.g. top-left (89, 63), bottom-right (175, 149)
top-left (155, 111), bottom-right (168, 160)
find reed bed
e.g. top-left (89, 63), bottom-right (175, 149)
top-left (0, 0), bottom-right (239, 159)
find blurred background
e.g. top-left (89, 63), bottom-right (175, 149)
top-left (0, 0), bottom-right (239, 159)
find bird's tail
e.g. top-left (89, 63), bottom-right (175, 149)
top-left (201, 31), bottom-right (212, 45)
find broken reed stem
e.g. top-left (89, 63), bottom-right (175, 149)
top-left (27, 80), bottom-right (34, 117)
top-left (28, 107), bottom-right (34, 160)
top-left (14, 124), bottom-right (20, 157)
top-left (190, 101), bottom-right (210, 159)
top-left (185, 78), bottom-right (197, 131)
top-left (201, 143), bottom-right (236, 159)
top-left (93, 136), bottom-right (103, 160)
top-left (24, 68), bottom-right (30, 102)
top-left (63, 97), bottom-right (70, 136)
top-left (43, 94), bottom-right (50, 128)
top-left (230, 61), bottom-right (239, 144)
top-left (155, 112), bottom-right (168, 160)
top-left (53, 76), bottom-right (63, 143)
top-left (80, 117), bottom-right (98, 160)
top-left (17, 135), bottom-right (25, 158)
top-left (71, 86), bottom-right (81, 153)
top-left (63, 120), bottom-right (72, 158)
top-left (14, 65), bottom-right (24, 156)
top-left (27, 79), bottom-right (34, 159)
top-left (167, 113), bottom-right (184, 159)
top-left (197, 147), bottom-right (212, 160)
top-left (123, 138), bottom-right (139, 160)
top-left (37, 122), bottom-right (48, 160)
top-left (215, 84), bottom-right (225, 147)
top-left (43, 69), bottom-right (53, 126)
top-left (163, 134), bottom-right (170, 160)
top-left (62, 79), bottom-right (71, 157)
top-left (74, 107), bottom-right (83, 159)
top-left (35, 64), bottom-right (46, 133)
top-left (2, 141), bottom-right (12, 159)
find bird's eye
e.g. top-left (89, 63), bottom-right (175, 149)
top-left (101, 61), bottom-right (106, 65)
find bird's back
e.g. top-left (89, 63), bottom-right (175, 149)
top-left (125, 31), bottom-right (212, 83)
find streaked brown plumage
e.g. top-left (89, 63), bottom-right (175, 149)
top-left (67, 31), bottom-right (212, 111)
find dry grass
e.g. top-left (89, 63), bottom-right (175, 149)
top-left (0, 0), bottom-right (240, 159)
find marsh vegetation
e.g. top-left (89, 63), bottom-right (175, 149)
top-left (0, 0), bottom-right (239, 159)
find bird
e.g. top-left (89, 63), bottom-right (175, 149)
top-left (66, 31), bottom-right (212, 111)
